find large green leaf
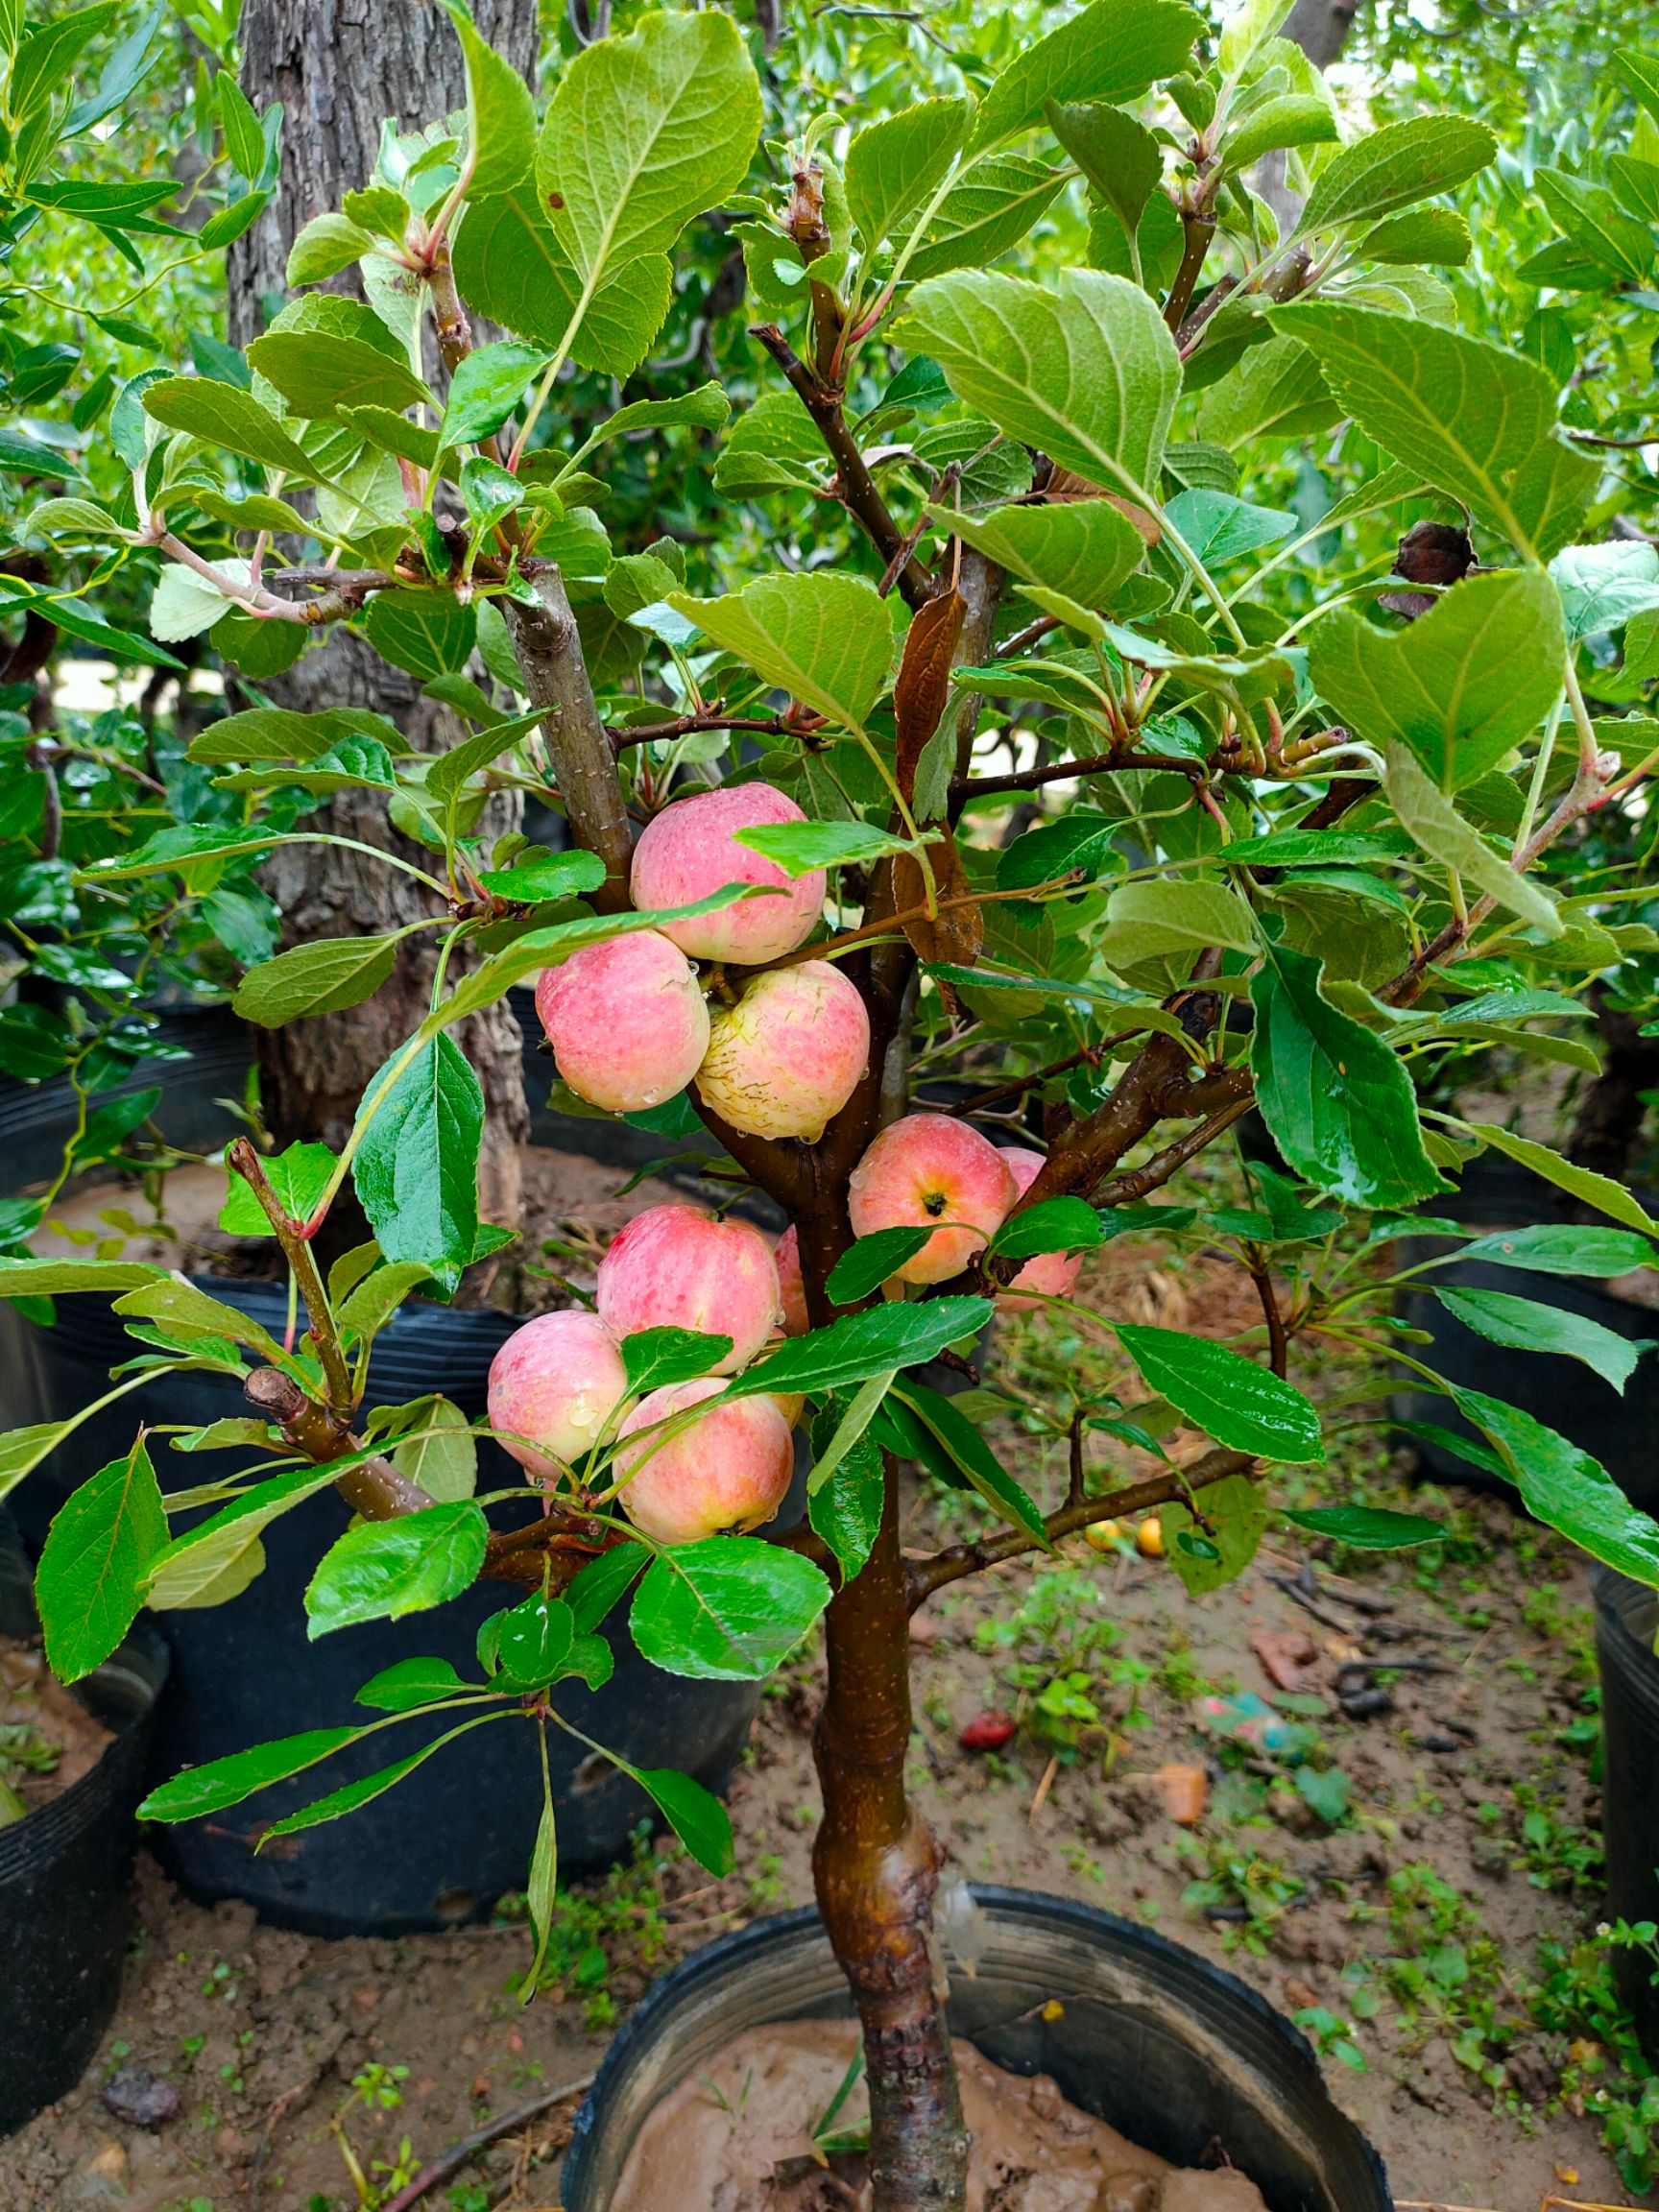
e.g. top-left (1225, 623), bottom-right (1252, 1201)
top-left (890, 1378), bottom-right (1046, 1540)
top-left (895, 269), bottom-right (1180, 501)
top-left (36, 1440), bottom-right (168, 1683)
top-left (1451, 1387), bottom-right (1659, 1586)
top-left (537, 10), bottom-right (760, 299)
top-left (141, 375), bottom-right (334, 485)
top-left (1104, 878), bottom-right (1260, 972)
top-left (846, 98), bottom-right (968, 251)
top-left (1382, 741), bottom-right (1562, 935)
top-left (904, 156), bottom-right (1070, 283)
top-left (260, 1719), bottom-right (502, 1838)
top-left (138, 1725), bottom-right (366, 1822)
top-left (1161, 1471), bottom-right (1266, 1595)
top-left (0, 1258), bottom-right (164, 1298)
top-left (1435, 1286), bottom-right (1646, 1394)
top-left (667, 572), bottom-right (893, 733)
top-left (629, 1764), bottom-right (735, 1876)
top-left (145, 1463), bottom-right (347, 1608)
top-left (1116, 1324), bottom-right (1324, 1462)
top-left (449, 187), bottom-right (673, 376)
top-left (1451, 1224), bottom-right (1656, 1278)
top-left (233, 935), bottom-right (401, 1025)
top-left (1250, 938), bottom-right (1445, 1208)
top-left (352, 1034), bottom-right (484, 1294)
top-left (1299, 114), bottom-right (1497, 232)
top-left (630, 1538), bottom-right (831, 1680)
top-left (439, 338), bottom-right (552, 448)
top-left (245, 329), bottom-right (429, 418)
top-left (1281, 1504), bottom-right (1447, 1550)
top-left (1270, 301), bottom-right (1597, 560)
top-left (924, 497), bottom-right (1145, 609)
top-left (1048, 101), bottom-right (1162, 238)
top-left (970, 0), bottom-right (1202, 148)
top-left (443, 0), bottom-right (536, 198)
top-left (305, 1502), bottom-right (489, 1637)
top-left (1310, 568), bottom-right (1565, 791)
top-left (1460, 1124), bottom-right (1659, 1237)
top-left (732, 1297), bottom-right (991, 1399)
top-left (1549, 541), bottom-right (1659, 644)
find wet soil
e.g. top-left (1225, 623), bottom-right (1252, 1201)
top-left (0, 1636), bottom-right (113, 1815)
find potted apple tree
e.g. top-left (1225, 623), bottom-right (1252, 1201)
top-left (7, 3), bottom-right (1659, 2200)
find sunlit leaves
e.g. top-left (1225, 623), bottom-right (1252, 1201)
top-left (666, 572), bottom-right (893, 733)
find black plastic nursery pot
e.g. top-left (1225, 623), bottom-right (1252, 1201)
top-left (1391, 1156), bottom-right (1659, 1516)
top-left (0, 1013), bottom-right (763, 1937)
top-left (560, 1888), bottom-right (1391, 2212)
top-left (1592, 1567), bottom-right (1659, 2067)
top-left (0, 1518), bottom-right (169, 2138)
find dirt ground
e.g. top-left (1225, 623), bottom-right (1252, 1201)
top-left (4, 1165), bottom-right (1654, 2212)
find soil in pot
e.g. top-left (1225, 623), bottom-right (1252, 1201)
top-left (613, 2019), bottom-right (1266, 2211)
top-left (0, 1637), bottom-right (112, 1818)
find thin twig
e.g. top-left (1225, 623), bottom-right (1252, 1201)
top-left (377, 2075), bottom-right (595, 2212)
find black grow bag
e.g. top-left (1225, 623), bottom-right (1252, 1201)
top-left (0, 1518), bottom-right (167, 2137)
top-left (561, 1888), bottom-right (1389, 2212)
top-left (1593, 1567), bottom-right (1659, 2067)
top-left (0, 1015), bottom-right (762, 1936)
top-left (1391, 1157), bottom-right (1659, 1516)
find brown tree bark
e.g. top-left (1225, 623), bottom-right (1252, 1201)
top-left (228, 0), bottom-right (540, 1265)
top-left (1282, 0), bottom-right (1366, 68)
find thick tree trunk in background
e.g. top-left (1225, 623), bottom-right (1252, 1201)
top-left (1283, 0), bottom-right (1364, 69)
top-left (228, 0), bottom-right (539, 1265)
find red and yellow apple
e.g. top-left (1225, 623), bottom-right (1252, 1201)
top-left (694, 959), bottom-right (870, 1141)
top-left (847, 1113), bottom-right (1019, 1284)
top-left (487, 1310), bottom-right (629, 1483)
top-left (996, 1145), bottom-right (1085, 1310)
top-left (774, 1225), bottom-right (809, 1335)
top-left (629, 781), bottom-right (826, 965)
top-left (613, 1379), bottom-right (795, 1544)
top-left (595, 1203), bottom-right (782, 1373)
top-left (535, 929), bottom-right (709, 1114)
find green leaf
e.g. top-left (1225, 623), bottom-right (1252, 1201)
top-left (440, 338), bottom-right (551, 447)
top-left (1361, 207), bottom-right (1472, 266)
top-left (1270, 301), bottom-right (1596, 560)
top-left (905, 155), bottom-right (1069, 283)
top-left (305, 1501), bottom-right (489, 1637)
top-left (924, 497), bottom-right (1145, 609)
top-left (586, 382), bottom-right (730, 444)
top-left (138, 1726), bottom-right (364, 1822)
top-left (1116, 1324), bottom-right (1324, 1463)
top-left (891, 1379), bottom-right (1046, 1540)
top-left (1310, 568), bottom-right (1565, 791)
top-left (362, 592), bottom-right (476, 679)
top-left (1225, 93), bottom-right (1337, 173)
top-left (987, 1197), bottom-right (1104, 1263)
top-left (442, 0), bottom-right (536, 197)
top-left (352, 1034), bottom-right (484, 1295)
top-left (567, 1543), bottom-right (649, 1634)
top-left (1163, 487), bottom-right (1296, 565)
top-left (286, 211), bottom-right (375, 284)
top-left (493, 1588), bottom-right (576, 1692)
top-left (36, 1440), bottom-right (168, 1683)
top-left (145, 1464), bottom-right (348, 1609)
top-left (628, 1765), bottom-right (733, 1876)
top-left (246, 329), bottom-right (429, 419)
top-left (459, 454), bottom-right (522, 531)
top-left (970, 0), bottom-right (1202, 149)
top-left (354, 1657), bottom-right (475, 1711)
top-left (218, 1141), bottom-right (337, 1237)
top-left (667, 573), bottom-right (892, 733)
top-left (0, 1258), bottom-right (164, 1298)
top-left (233, 935), bottom-right (401, 1025)
top-left (1281, 1504), bottom-right (1446, 1550)
top-left (1451, 1387), bottom-right (1659, 1586)
top-left (1451, 1224), bottom-right (1656, 1278)
top-left (0, 1422), bottom-right (78, 1503)
top-left (150, 559), bottom-right (247, 642)
top-left (1435, 1286), bottom-right (1646, 1395)
top-left (477, 852), bottom-right (608, 902)
top-left (846, 98), bottom-right (968, 251)
top-left (1104, 878), bottom-right (1260, 972)
top-left (1048, 101), bottom-right (1162, 238)
top-left (825, 1230), bottom-right (933, 1306)
top-left (260, 1721), bottom-right (502, 1839)
top-left (1382, 740), bottom-right (1562, 936)
top-left (384, 1396), bottom-right (477, 1503)
top-left (538, 9), bottom-right (761, 295)
top-left (1299, 114), bottom-right (1497, 232)
top-left (732, 1297), bottom-right (991, 1400)
top-left (630, 1538), bottom-right (831, 1680)
top-left (732, 818), bottom-right (911, 877)
top-left (1250, 938), bottom-right (1445, 1210)
top-left (1550, 541), bottom-right (1659, 644)
top-left (337, 1262), bottom-right (435, 1350)
top-left (449, 186), bottom-right (674, 377)
top-left (1461, 1123), bottom-right (1659, 1238)
top-left (807, 1413), bottom-right (884, 1580)
top-left (620, 1326), bottom-right (733, 1396)
top-left (1535, 167), bottom-right (1653, 283)
top-left (896, 269), bottom-right (1180, 503)
top-left (1161, 1471), bottom-right (1266, 1595)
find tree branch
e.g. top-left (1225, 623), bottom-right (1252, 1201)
top-left (608, 708), bottom-right (803, 755)
top-left (749, 322), bottom-right (935, 613)
top-left (504, 565), bottom-right (635, 912)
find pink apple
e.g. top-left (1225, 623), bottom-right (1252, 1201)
top-left (595, 1203), bottom-right (781, 1373)
top-left (536, 929), bottom-right (709, 1114)
top-left (614, 1378), bottom-right (794, 1544)
top-left (487, 1310), bottom-right (629, 1483)
top-left (997, 1146), bottom-right (1085, 1310)
top-left (629, 782), bottom-right (827, 965)
top-left (847, 1113), bottom-right (1019, 1285)
top-left (775, 1225), bottom-right (809, 1336)
top-left (694, 960), bottom-right (870, 1141)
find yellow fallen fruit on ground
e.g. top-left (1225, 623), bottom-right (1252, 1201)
top-left (1083, 1519), bottom-right (1123, 1552)
top-left (1136, 1515), bottom-right (1165, 1559)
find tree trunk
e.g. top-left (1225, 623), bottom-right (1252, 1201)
top-left (1283, 0), bottom-right (1365, 67)
top-left (228, 0), bottom-right (540, 1267)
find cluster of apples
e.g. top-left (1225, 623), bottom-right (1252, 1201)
top-left (535, 781), bottom-right (872, 1142)
top-left (486, 1131), bottom-right (1085, 1546)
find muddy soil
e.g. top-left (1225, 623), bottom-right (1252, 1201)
top-left (0, 1637), bottom-right (113, 1815)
